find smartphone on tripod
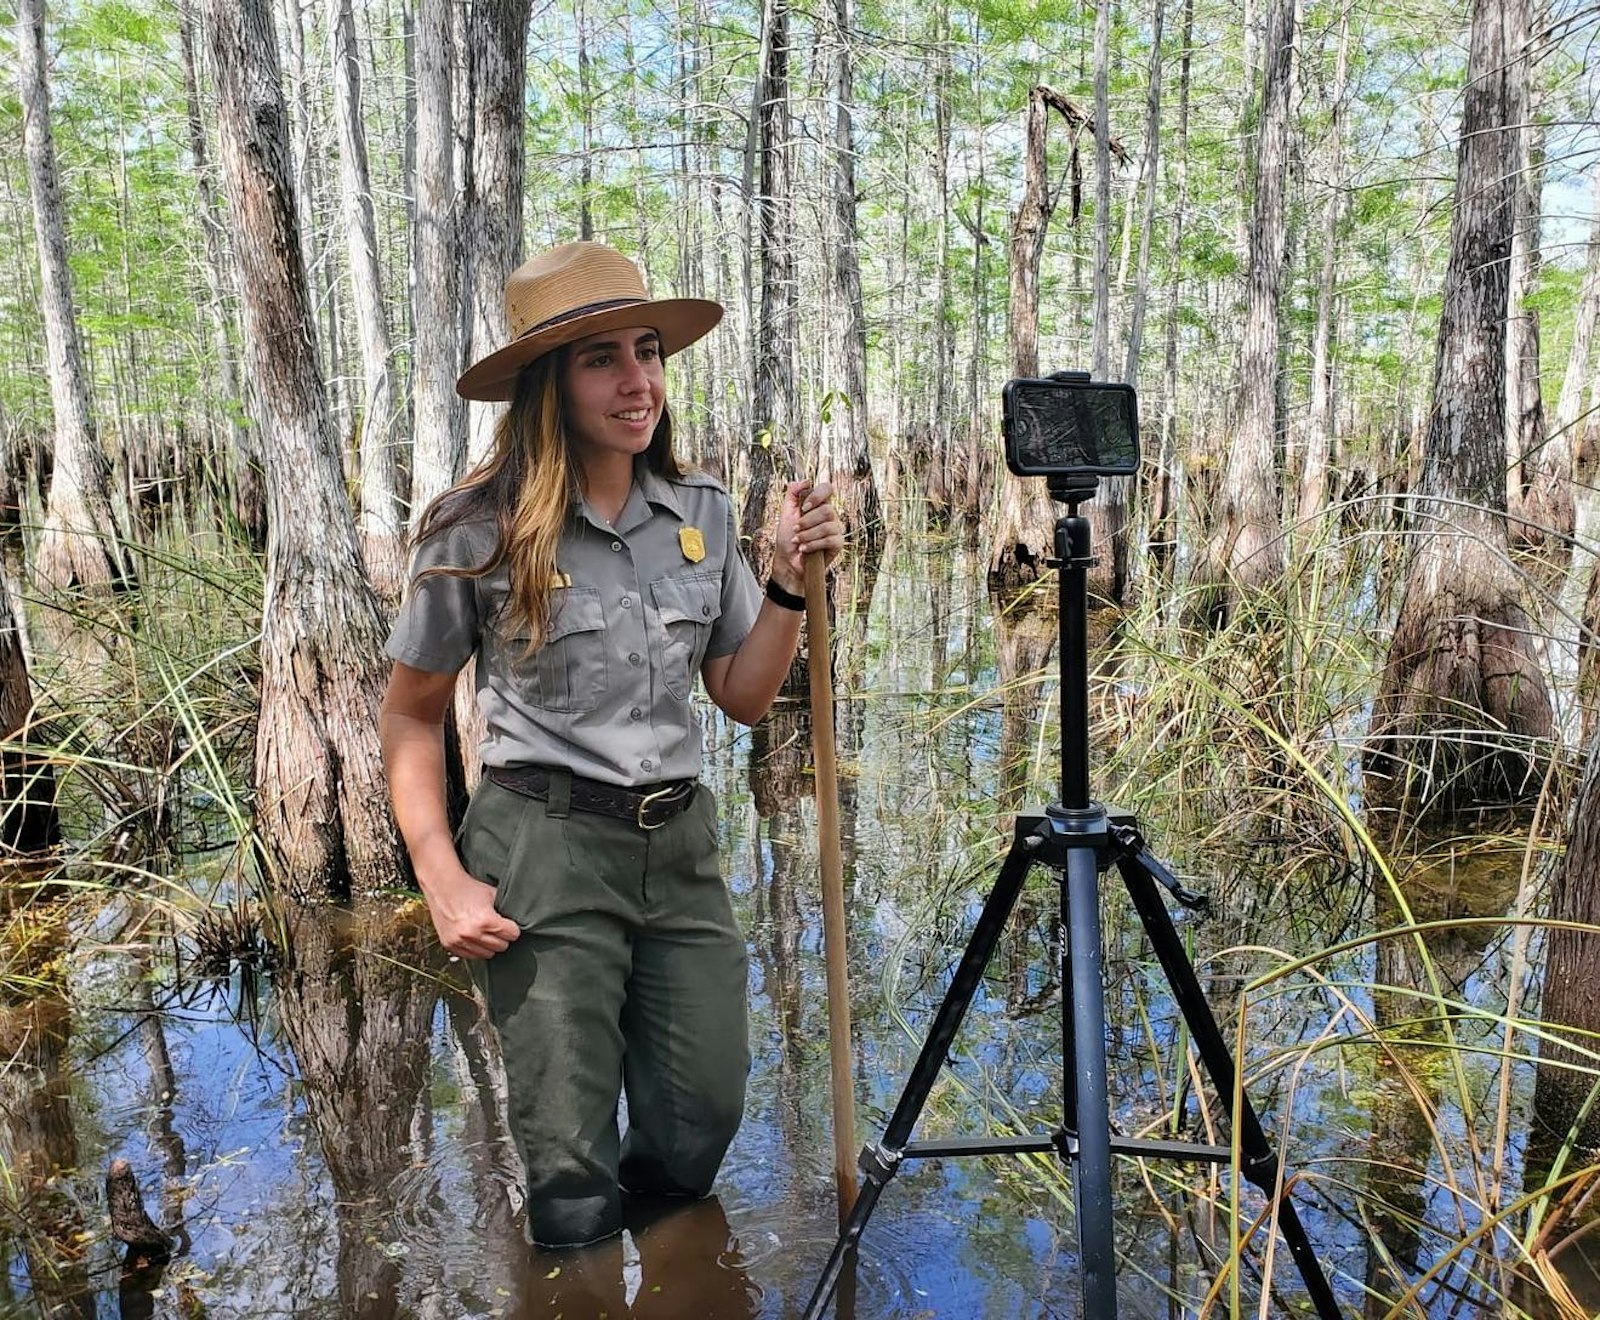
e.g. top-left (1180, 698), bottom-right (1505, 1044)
top-left (1002, 372), bottom-right (1140, 478)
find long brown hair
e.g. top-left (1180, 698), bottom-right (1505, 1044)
top-left (413, 349), bottom-right (683, 650)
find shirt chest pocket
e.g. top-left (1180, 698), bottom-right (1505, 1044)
top-left (506, 587), bottom-right (608, 713)
top-left (650, 571), bottom-right (722, 700)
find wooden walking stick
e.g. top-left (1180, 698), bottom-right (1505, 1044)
top-left (804, 550), bottom-right (859, 1222)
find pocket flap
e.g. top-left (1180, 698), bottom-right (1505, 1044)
top-left (542, 586), bottom-right (605, 642)
top-left (651, 571), bottom-right (722, 626)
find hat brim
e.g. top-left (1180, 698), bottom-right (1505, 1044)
top-left (456, 297), bottom-right (724, 402)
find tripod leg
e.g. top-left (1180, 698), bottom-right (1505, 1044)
top-left (1116, 852), bottom-right (1345, 1320)
top-left (1064, 843), bottom-right (1119, 1317)
top-left (879, 825), bottom-right (1039, 1150)
top-left (801, 1181), bottom-right (879, 1320)
top-left (802, 825), bottom-right (1042, 1320)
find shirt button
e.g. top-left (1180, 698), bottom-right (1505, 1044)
top-left (702, 605), bottom-right (711, 616)
top-left (629, 652), bottom-right (642, 666)
top-left (610, 540), bottom-right (622, 552)
top-left (630, 707), bottom-right (643, 721)
top-left (621, 595), bottom-right (632, 609)
top-left (641, 759), bottom-right (654, 772)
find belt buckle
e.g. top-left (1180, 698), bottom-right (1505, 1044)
top-left (635, 784), bottom-right (680, 830)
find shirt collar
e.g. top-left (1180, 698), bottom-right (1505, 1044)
top-left (632, 458), bottom-right (685, 521)
top-left (565, 458), bottom-right (685, 532)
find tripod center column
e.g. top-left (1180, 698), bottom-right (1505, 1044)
top-left (1055, 507), bottom-right (1094, 811)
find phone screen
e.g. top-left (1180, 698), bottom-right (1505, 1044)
top-left (1003, 378), bottom-right (1139, 477)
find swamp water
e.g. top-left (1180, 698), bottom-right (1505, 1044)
top-left (2, 539), bottom-right (1595, 1318)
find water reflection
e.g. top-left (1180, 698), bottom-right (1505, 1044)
top-left (0, 902), bottom-right (93, 1319)
top-left (514, 1197), bottom-right (757, 1318)
top-left (108, 947), bottom-right (191, 1319)
top-left (1361, 837), bottom-right (1522, 1316)
top-left (131, 948), bottom-right (191, 1250)
top-left (442, 983), bottom-right (540, 1309)
top-left (993, 598), bottom-right (1058, 1017)
top-left (273, 903), bottom-right (446, 1318)
top-left (745, 704), bottom-right (830, 1216)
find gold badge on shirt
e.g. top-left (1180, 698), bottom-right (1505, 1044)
top-left (679, 527), bottom-right (706, 563)
top-left (548, 571), bottom-right (571, 589)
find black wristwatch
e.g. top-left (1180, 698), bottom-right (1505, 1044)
top-left (765, 577), bottom-right (805, 612)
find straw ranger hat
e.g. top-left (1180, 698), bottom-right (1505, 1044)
top-left (456, 241), bottom-right (723, 402)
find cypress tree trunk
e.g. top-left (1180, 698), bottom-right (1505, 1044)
top-left (1151, 0), bottom-right (1193, 578)
top-left (819, 0), bottom-right (879, 547)
top-left (1203, 0), bottom-right (1294, 614)
top-left (962, 19), bottom-right (991, 518)
top-left (740, 0), bottom-right (797, 568)
top-left (1532, 734), bottom-right (1600, 1158)
top-left (1366, 0), bottom-right (1552, 814)
top-left (1553, 174), bottom-right (1600, 457)
top-left (992, 87), bottom-right (1104, 590)
top-left (1122, 0), bottom-right (1164, 391)
top-left (331, 0), bottom-right (405, 595)
top-left (277, 0), bottom-right (338, 420)
top-left (1086, 0), bottom-right (1130, 603)
top-left (1296, 8), bottom-right (1350, 539)
top-left (739, 4), bottom-right (765, 466)
top-left (462, 0), bottom-right (531, 468)
top-left (691, 0), bottom-right (740, 468)
top-left (18, 0), bottom-right (134, 595)
top-left (929, 0), bottom-right (954, 521)
top-left (1508, 310), bottom-right (1565, 545)
top-left (1505, 50), bottom-right (1567, 548)
top-left (577, 0), bottom-right (595, 240)
top-left (178, 0), bottom-right (267, 550)
top-left (407, 0), bottom-right (463, 528)
top-left (452, 0), bottom-right (530, 792)
top-left (1091, 0), bottom-right (1113, 378)
top-left (205, 0), bottom-right (402, 898)
top-left (1580, 554), bottom-right (1600, 747)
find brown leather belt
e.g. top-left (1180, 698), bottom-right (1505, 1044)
top-left (486, 764), bottom-right (697, 831)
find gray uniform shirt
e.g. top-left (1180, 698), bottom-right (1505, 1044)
top-left (386, 463), bottom-right (762, 787)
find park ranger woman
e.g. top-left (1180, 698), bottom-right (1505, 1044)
top-left (380, 241), bottom-right (843, 1249)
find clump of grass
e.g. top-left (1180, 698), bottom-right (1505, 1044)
top-left (23, 518), bottom-right (261, 857)
top-left (3, 508), bottom-right (271, 1007)
top-left (190, 894), bottom-right (279, 979)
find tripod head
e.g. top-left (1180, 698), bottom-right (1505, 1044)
top-left (1048, 473), bottom-right (1100, 508)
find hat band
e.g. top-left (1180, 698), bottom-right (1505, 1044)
top-left (514, 295), bottom-right (648, 342)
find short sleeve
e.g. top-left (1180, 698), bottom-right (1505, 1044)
top-left (705, 498), bottom-right (761, 658)
top-left (385, 521), bottom-right (492, 673)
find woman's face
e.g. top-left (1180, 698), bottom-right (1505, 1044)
top-left (560, 325), bottom-right (666, 468)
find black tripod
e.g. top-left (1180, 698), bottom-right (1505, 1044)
top-left (803, 480), bottom-right (1343, 1319)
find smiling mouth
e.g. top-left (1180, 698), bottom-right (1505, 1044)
top-left (614, 409), bottom-right (651, 422)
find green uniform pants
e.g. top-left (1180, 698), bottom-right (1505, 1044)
top-left (458, 772), bottom-right (750, 1247)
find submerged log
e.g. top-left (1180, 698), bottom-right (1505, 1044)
top-left (106, 1158), bottom-right (169, 1252)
